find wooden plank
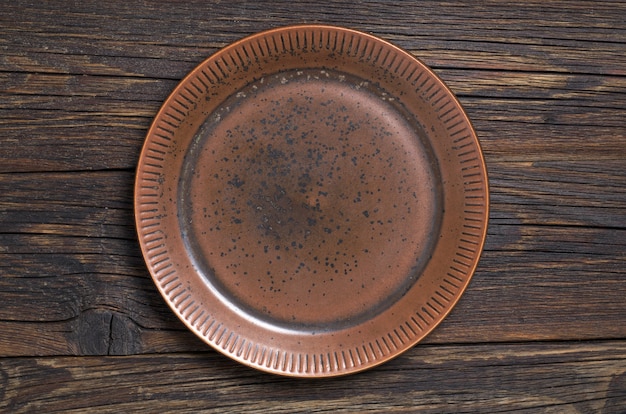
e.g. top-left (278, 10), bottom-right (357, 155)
top-left (3, 161), bottom-right (623, 234)
top-left (489, 160), bottom-right (626, 227)
top-left (1, 1), bottom-right (624, 77)
top-left (3, 70), bottom-right (624, 111)
top-left (0, 112), bottom-right (147, 173)
top-left (1, 78), bottom-right (624, 172)
top-left (1, 341), bottom-right (624, 412)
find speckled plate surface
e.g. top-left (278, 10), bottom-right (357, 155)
top-left (135, 25), bottom-right (488, 377)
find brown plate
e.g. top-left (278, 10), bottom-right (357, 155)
top-left (135, 25), bottom-right (488, 377)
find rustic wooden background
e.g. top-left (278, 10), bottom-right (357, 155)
top-left (1, 0), bottom-right (625, 412)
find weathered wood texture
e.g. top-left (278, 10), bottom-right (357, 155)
top-left (2, 342), bottom-right (626, 413)
top-left (1, 0), bottom-right (625, 411)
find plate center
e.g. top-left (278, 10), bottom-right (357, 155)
top-left (180, 69), bottom-right (441, 330)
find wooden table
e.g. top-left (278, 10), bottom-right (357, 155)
top-left (2, 1), bottom-right (625, 412)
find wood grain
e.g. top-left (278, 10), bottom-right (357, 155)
top-left (1, 0), bottom-right (625, 410)
top-left (1, 342), bottom-right (625, 413)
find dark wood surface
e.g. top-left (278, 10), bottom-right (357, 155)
top-left (1, 1), bottom-right (625, 412)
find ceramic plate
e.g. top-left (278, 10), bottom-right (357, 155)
top-left (135, 25), bottom-right (488, 377)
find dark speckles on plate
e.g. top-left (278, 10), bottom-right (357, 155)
top-left (179, 68), bottom-right (441, 329)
